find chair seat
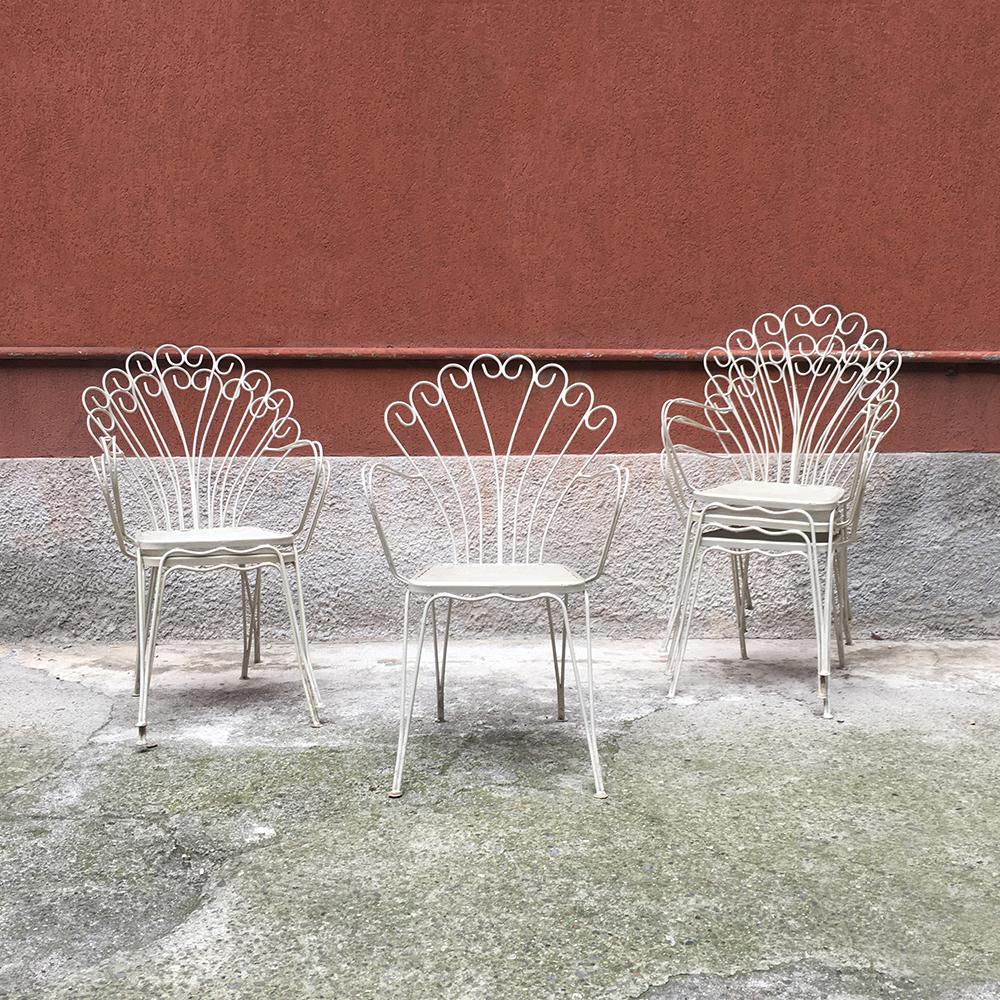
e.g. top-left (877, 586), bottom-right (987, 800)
top-left (136, 526), bottom-right (294, 556)
top-left (408, 562), bottom-right (586, 595)
top-left (694, 479), bottom-right (845, 512)
top-left (699, 526), bottom-right (835, 551)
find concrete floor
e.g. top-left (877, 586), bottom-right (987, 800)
top-left (1, 636), bottom-right (999, 1000)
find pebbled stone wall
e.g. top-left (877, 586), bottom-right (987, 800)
top-left (0, 453), bottom-right (996, 643)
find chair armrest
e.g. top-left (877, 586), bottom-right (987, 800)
top-left (285, 444), bottom-right (329, 556)
top-left (93, 438), bottom-right (329, 559)
top-left (660, 397), bottom-right (738, 517)
top-left (689, 499), bottom-right (845, 543)
top-left (91, 442), bottom-right (137, 559)
top-left (362, 461), bottom-right (451, 584)
top-left (224, 440), bottom-right (329, 556)
top-left (581, 463), bottom-right (630, 583)
top-left (538, 463), bottom-right (629, 584)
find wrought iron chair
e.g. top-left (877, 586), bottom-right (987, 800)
top-left (363, 355), bottom-right (629, 798)
top-left (660, 305), bottom-right (901, 718)
top-left (83, 345), bottom-right (329, 746)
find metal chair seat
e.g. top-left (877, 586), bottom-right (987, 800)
top-left (136, 526), bottom-right (295, 556)
top-left (700, 526), bottom-right (834, 548)
top-left (408, 562), bottom-right (586, 595)
top-left (694, 479), bottom-right (845, 512)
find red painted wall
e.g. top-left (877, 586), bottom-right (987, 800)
top-left (2, 1), bottom-right (998, 456)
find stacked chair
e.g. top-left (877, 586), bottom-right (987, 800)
top-left (660, 305), bottom-right (900, 718)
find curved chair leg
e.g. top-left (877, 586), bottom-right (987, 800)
top-left (730, 553), bottom-right (748, 660)
top-left (431, 598), bottom-right (452, 723)
top-left (836, 546), bottom-right (852, 646)
top-left (275, 560), bottom-right (321, 728)
top-left (390, 593), bottom-right (430, 798)
top-left (292, 560), bottom-right (323, 710)
top-left (741, 554), bottom-right (753, 611)
top-left (136, 562), bottom-right (165, 749)
top-left (668, 545), bottom-right (706, 700)
top-left (239, 569), bottom-right (254, 680)
top-left (556, 593), bottom-right (606, 798)
top-left (805, 543), bottom-right (835, 720)
top-left (545, 598), bottom-right (567, 721)
top-left (833, 585), bottom-right (846, 669)
top-left (253, 568), bottom-right (263, 663)
top-left (664, 517), bottom-right (699, 664)
top-left (134, 565), bottom-right (157, 696)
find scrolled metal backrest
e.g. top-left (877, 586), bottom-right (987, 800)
top-left (668, 304), bottom-right (901, 530)
top-left (82, 344), bottom-right (321, 532)
top-left (384, 354), bottom-right (617, 564)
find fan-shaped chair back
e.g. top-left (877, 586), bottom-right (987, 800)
top-left (701, 304), bottom-right (901, 491)
top-left (82, 344), bottom-right (322, 532)
top-left (384, 354), bottom-right (617, 564)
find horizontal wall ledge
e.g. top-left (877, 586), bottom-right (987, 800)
top-left (1, 346), bottom-right (999, 366)
top-left (2, 352), bottom-right (998, 456)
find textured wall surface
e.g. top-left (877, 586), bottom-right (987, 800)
top-left (2, 1), bottom-right (999, 455)
top-left (0, 453), bottom-right (996, 644)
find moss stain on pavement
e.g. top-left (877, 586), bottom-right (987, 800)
top-left (1, 639), bottom-right (998, 999)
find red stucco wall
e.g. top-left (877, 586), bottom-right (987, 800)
top-left (2, 2), bottom-right (998, 455)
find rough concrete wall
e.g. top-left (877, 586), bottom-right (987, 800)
top-left (0, 453), bottom-right (996, 644)
top-left (8, 2), bottom-right (1000, 355)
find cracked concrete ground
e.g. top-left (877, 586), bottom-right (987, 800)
top-left (0, 636), bottom-right (998, 999)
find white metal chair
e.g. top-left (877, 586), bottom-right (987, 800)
top-left (661, 304), bottom-right (901, 718)
top-left (83, 345), bottom-right (329, 747)
top-left (363, 354), bottom-right (629, 798)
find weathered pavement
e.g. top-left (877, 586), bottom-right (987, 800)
top-left (1, 636), bottom-right (998, 999)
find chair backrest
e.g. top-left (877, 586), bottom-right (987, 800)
top-left (686, 304), bottom-right (901, 529)
top-left (82, 344), bottom-right (321, 531)
top-left (700, 304), bottom-right (900, 490)
top-left (383, 354), bottom-right (617, 564)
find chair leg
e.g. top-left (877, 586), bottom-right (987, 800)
top-left (275, 560), bottom-right (321, 728)
top-left (134, 566), bottom-right (157, 696)
top-left (292, 560), bottom-right (323, 710)
top-left (136, 562), bottom-right (165, 749)
top-left (668, 544), bottom-right (706, 699)
top-left (134, 559), bottom-right (145, 703)
top-left (805, 544), bottom-right (835, 720)
top-left (731, 553), bottom-right (748, 660)
top-left (431, 598), bottom-right (452, 723)
top-left (545, 597), bottom-right (567, 721)
top-left (431, 597), bottom-right (453, 722)
top-left (833, 582), bottom-right (846, 670)
top-left (239, 569), bottom-right (255, 680)
top-left (390, 593), bottom-right (430, 798)
top-left (741, 554), bottom-right (753, 611)
top-left (822, 541), bottom-right (836, 716)
top-left (664, 517), bottom-right (699, 664)
top-left (556, 593), bottom-right (606, 799)
top-left (836, 546), bottom-right (852, 646)
top-left (253, 568), bottom-right (263, 663)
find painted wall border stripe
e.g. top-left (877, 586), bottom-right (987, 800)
top-left (1, 346), bottom-right (998, 365)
